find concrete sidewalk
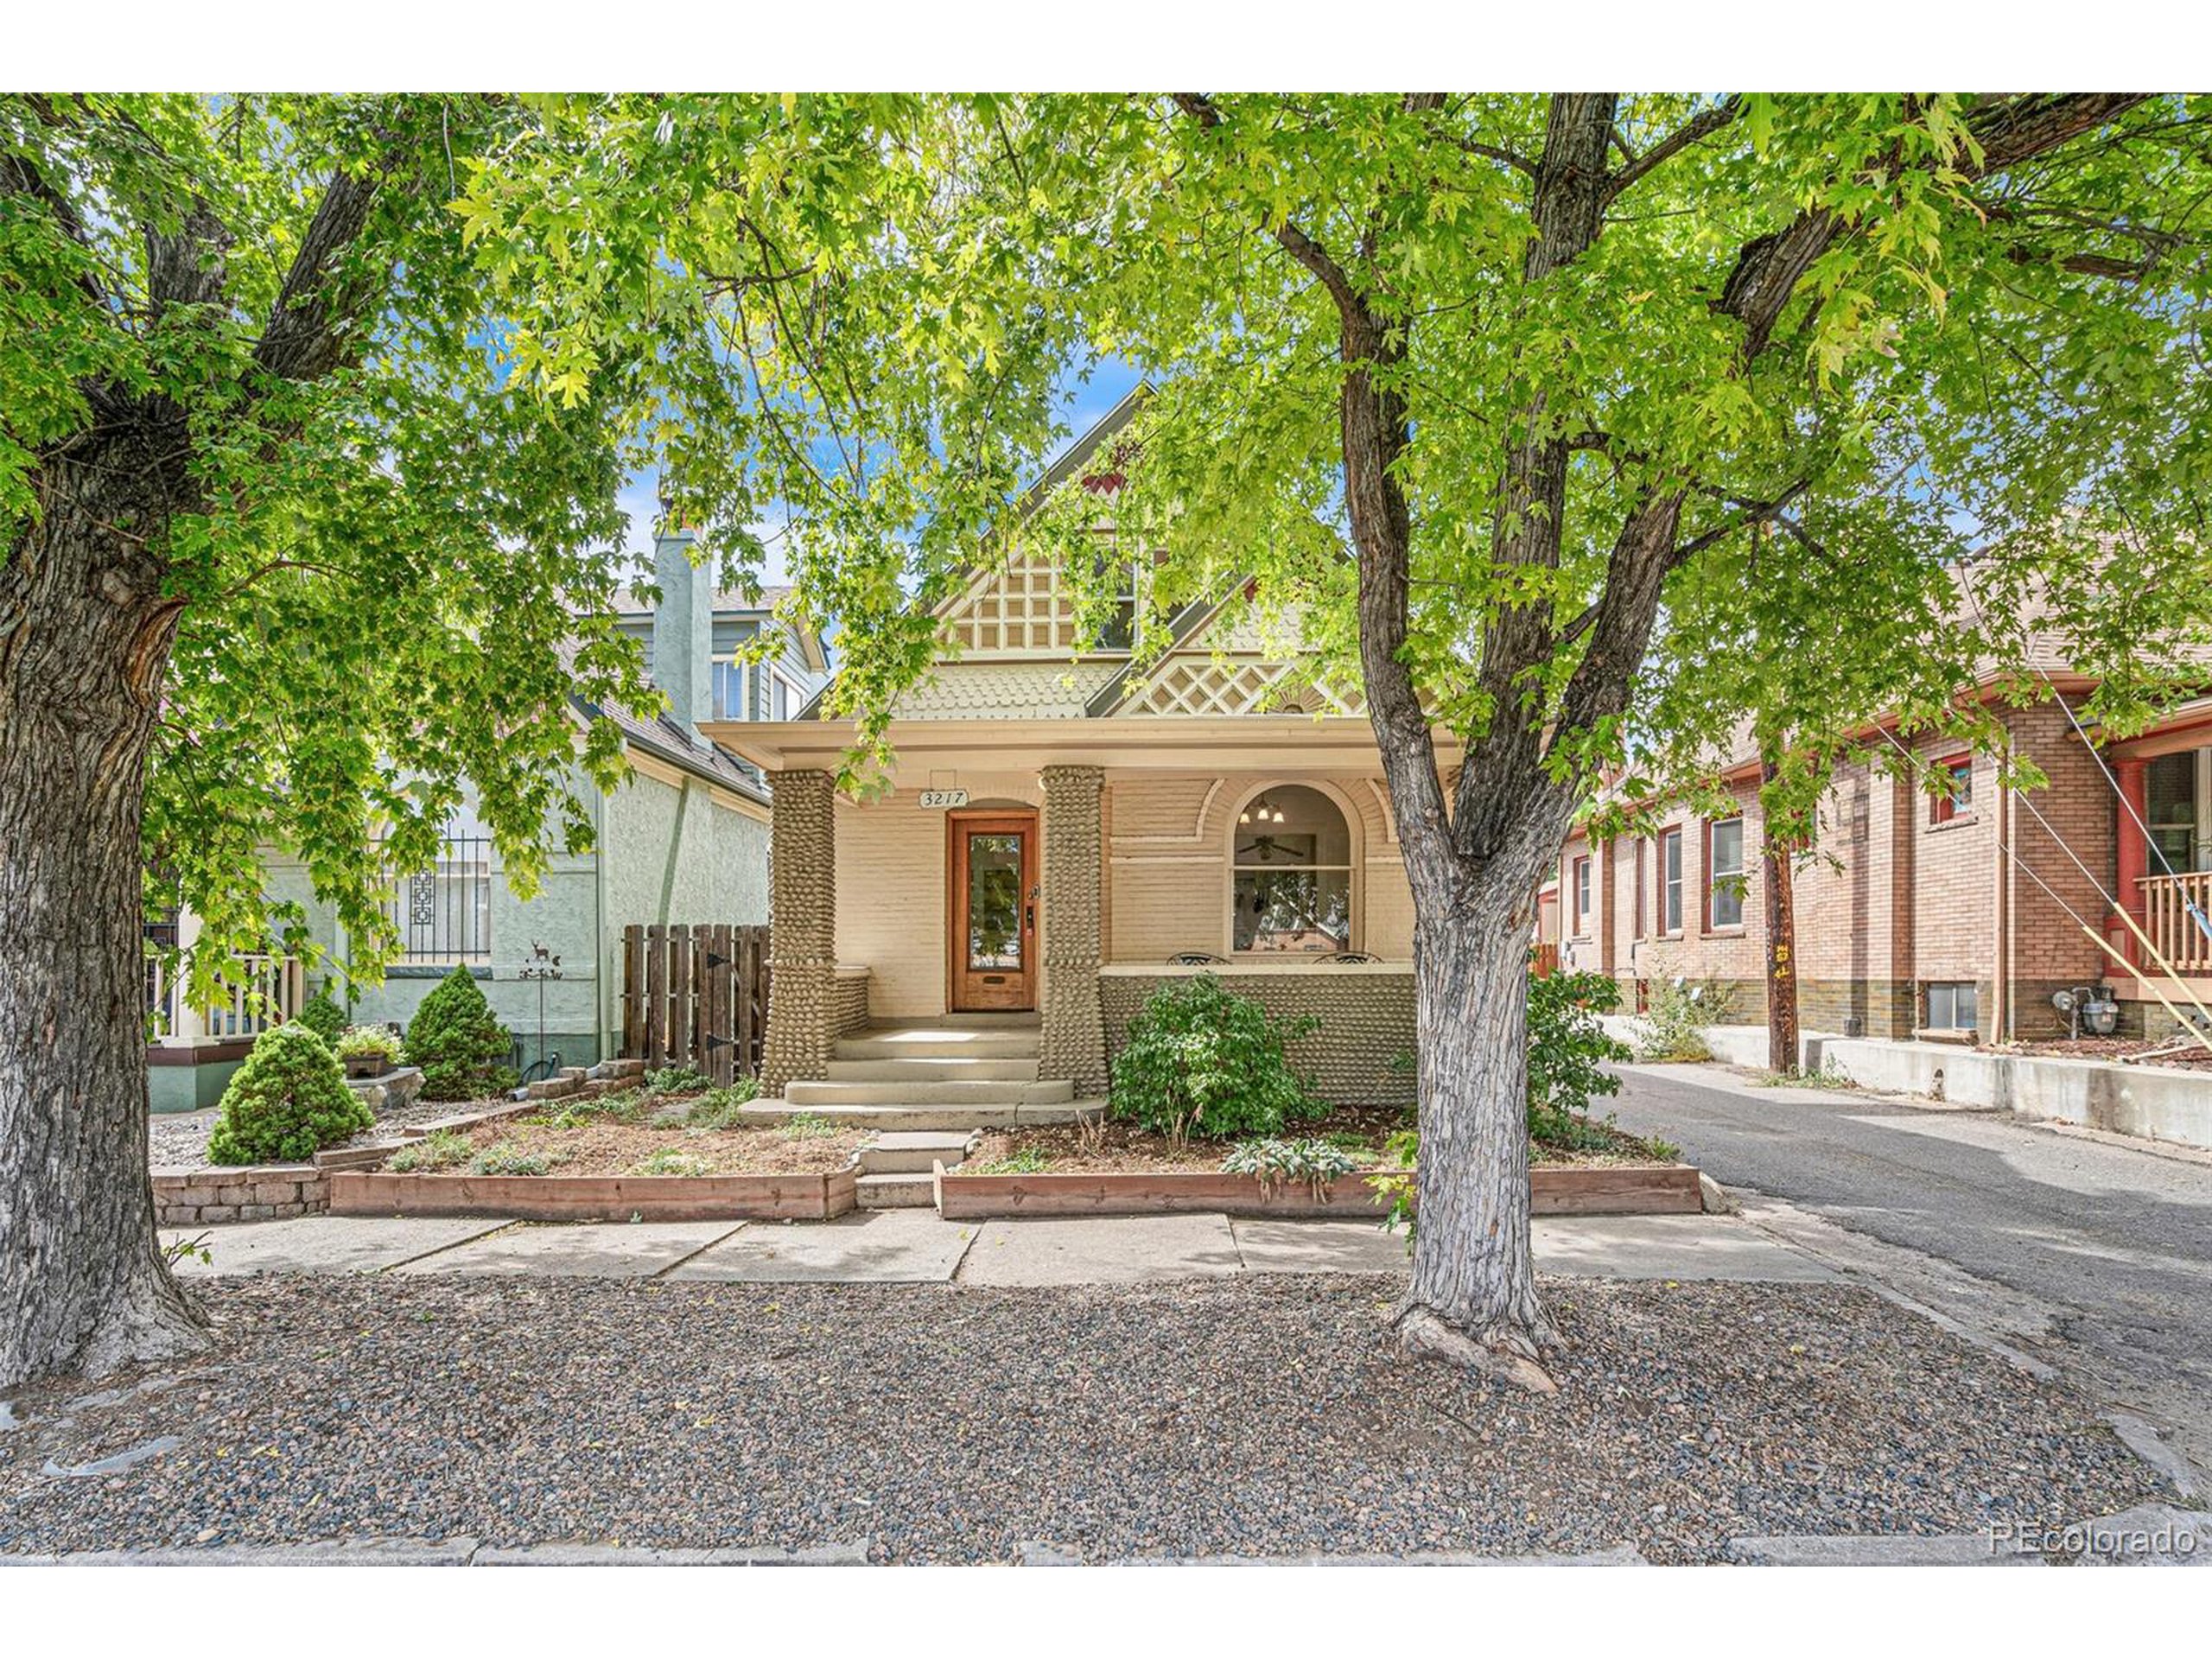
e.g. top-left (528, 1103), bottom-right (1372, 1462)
top-left (166, 1209), bottom-right (1835, 1286)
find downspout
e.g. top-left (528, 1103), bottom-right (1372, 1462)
top-left (594, 778), bottom-right (612, 1062)
top-left (1994, 747), bottom-right (2012, 1044)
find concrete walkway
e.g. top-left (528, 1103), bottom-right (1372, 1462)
top-left (165, 1209), bottom-right (1834, 1286)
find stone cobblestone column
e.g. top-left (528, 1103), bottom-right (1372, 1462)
top-left (762, 768), bottom-right (836, 1096)
top-left (1039, 765), bottom-right (1108, 1095)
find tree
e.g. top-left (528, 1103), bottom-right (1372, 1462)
top-left (342, 95), bottom-right (2212, 1389)
top-left (0, 94), bottom-right (975, 1389)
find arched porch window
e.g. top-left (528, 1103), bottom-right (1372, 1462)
top-left (1231, 785), bottom-right (1353, 954)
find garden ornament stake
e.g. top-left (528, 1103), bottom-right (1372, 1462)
top-left (519, 942), bottom-right (564, 1082)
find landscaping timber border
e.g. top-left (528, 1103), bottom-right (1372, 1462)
top-left (933, 1162), bottom-right (1703, 1221)
top-left (327, 1165), bottom-right (859, 1223)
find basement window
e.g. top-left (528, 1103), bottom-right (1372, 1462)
top-left (1925, 981), bottom-right (1979, 1035)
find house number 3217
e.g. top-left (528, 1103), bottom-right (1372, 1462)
top-left (919, 789), bottom-right (970, 809)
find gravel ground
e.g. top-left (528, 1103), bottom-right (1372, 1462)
top-left (148, 1096), bottom-right (509, 1169)
top-left (0, 1274), bottom-right (2164, 1561)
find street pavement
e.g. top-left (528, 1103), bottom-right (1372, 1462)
top-left (1604, 1059), bottom-right (2212, 1491)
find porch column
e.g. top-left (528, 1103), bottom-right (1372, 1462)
top-left (763, 768), bottom-right (836, 1095)
top-left (1039, 765), bottom-right (1107, 1096)
top-left (2113, 757), bottom-right (2149, 966)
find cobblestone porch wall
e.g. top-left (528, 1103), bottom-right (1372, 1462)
top-left (764, 769), bottom-right (837, 1094)
top-left (1040, 766), bottom-right (1108, 1095)
top-left (154, 1165), bottom-right (327, 1227)
top-left (1099, 970), bottom-right (1418, 1109)
top-left (832, 969), bottom-right (872, 1038)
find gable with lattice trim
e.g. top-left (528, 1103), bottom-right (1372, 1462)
top-left (938, 544), bottom-right (1115, 659)
top-left (1118, 655), bottom-right (1363, 717)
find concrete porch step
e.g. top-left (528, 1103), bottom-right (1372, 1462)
top-left (860, 1130), bottom-right (976, 1174)
top-left (786, 1077), bottom-right (1074, 1109)
top-left (855, 1172), bottom-right (938, 1209)
top-left (825, 1058), bottom-right (1039, 1083)
top-left (834, 1031), bottom-right (1040, 1062)
top-left (740, 1100), bottom-right (1100, 1133)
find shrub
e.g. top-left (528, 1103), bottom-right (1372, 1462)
top-left (1528, 969), bottom-right (1630, 1144)
top-left (683, 1080), bottom-right (760, 1130)
top-left (1109, 974), bottom-right (1323, 1143)
top-left (403, 964), bottom-right (518, 1100)
top-left (1222, 1137), bottom-right (1361, 1198)
top-left (334, 1025), bottom-right (402, 1065)
top-left (206, 1021), bottom-right (372, 1165)
top-left (1636, 976), bottom-right (1734, 1063)
top-left (295, 987), bottom-right (346, 1048)
top-left (467, 1140), bottom-right (556, 1176)
top-left (389, 1129), bottom-right (473, 1173)
top-left (642, 1065), bottom-right (712, 1096)
top-left (628, 1148), bottom-right (715, 1178)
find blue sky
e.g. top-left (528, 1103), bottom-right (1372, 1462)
top-left (609, 356), bottom-right (1147, 585)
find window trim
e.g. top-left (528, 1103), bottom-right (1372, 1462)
top-left (1571, 854), bottom-right (1592, 938)
top-left (1705, 815), bottom-right (1745, 933)
top-left (1225, 781), bottom-right (1357, 957)
top-left (1930, 754), bottom-right (1974, 825)
top-left (1659, 826), bottom-right (1684, 937)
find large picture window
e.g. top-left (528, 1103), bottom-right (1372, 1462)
top-left (1231, 785), bottom-right (1352, 954)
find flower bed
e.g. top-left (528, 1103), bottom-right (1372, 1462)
top-left (934, 1162), bottom-right (1702, 1221)
top-left (328, 1166), bottom-right (858, 1223)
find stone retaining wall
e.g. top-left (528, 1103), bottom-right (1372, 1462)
top-left (831, 969), bottom-right (872, 1039)
top-left (154, 1165), bottom-right (327, 1227)
top-left (1099, 969), bottom-right (1418, 1109)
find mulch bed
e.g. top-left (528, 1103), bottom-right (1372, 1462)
top-left (0, 1274), bottom-right (2165, 1563)
top-left (1989, 1038), bottom-right (2212, 1071)
top-left (380, 1117), bottom-right (865, 1178)
top-left (969, 1106), bottom-right (1671, 1175)
top-left (148, 1094), bottom-right (509, 1170)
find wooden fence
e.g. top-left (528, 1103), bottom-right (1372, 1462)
top-left (619, 923), bottom-right (770, 1084)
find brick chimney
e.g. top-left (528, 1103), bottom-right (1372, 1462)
top-left (652, 524), bottom-right (714, 739)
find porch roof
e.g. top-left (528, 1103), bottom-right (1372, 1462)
top-left (700, 714), bottom-right (1460, 776)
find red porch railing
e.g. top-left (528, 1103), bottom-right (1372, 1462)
top-left (2139, 872), bottom-right (2212, 975)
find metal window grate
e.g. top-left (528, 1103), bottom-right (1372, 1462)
top-left (383, 836), bottom-right (493, 962)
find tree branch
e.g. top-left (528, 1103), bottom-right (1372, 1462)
top-left (1604, 98), bottom-right (1741, 204)
top-left (251, 162), bottom-right (390, 383)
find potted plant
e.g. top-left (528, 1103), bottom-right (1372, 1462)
top-left (335, 1024), bottom-right (403, 1080)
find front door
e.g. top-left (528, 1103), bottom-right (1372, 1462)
top-left (949, 811), bottom-right (1038, 1012)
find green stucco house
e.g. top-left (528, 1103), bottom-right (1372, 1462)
top-left (148, 531), bottom-right (829, 1111)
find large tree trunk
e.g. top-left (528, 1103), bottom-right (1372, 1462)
top-left (0, 442), bottom-right (208, 1391)
top-left (1395, 895), bottom-right (1560, 1393)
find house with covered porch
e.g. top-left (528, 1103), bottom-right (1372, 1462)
top-left (705, 402), bottom-right (1444, 1120)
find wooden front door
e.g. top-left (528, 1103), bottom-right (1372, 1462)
top-left (949, 811), bottom-right (1038, 1012)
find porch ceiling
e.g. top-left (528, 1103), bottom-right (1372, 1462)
top-left (701, 715), bottom-right (1461, 776)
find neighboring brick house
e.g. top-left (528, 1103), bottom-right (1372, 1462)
top-left (1554, 687), bottom-right (2212, 1046)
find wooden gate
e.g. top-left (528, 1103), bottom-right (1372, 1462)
top-left (620, 923), bottom-right (770, 1084)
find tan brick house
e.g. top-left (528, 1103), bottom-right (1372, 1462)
top-left (703, 395), bottom-right (1452, 1113)
top-left (1553, 687), bottom-right (2212, 1045)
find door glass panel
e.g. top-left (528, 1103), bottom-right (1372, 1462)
top-left (966, 833), bottom-right (1023, 969)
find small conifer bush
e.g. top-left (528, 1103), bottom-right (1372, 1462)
top-left (295, 986), bottom-right (346, 1048)
top-left (403, 964), bottom-right (518, 1100)
top-left (207, 1021), bottom-right (372, 1165)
